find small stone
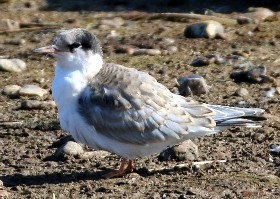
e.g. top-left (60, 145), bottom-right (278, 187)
top-left (4, 39), bottom-right (26, 45)
top-left (55, 141), bottom-right (84, 157)
top-left (21, 100), bottom-right (56, 109)
top-left (132, 49), bottom-right (161, 56)
top-left (0, 19), bottom-right (19, 31)
top-left (115, 46), bottom-right (135, 55)
top-left (159, 37), bottom-right (175, 46)
top-left (172, 140), bottom-right (199, 161)
top-left (259, 88), bottom-right (275, 102)
top-left (235, 88), bottom-right (249, 97)
top-left (276, 87), bottom-right (280, 95)
top-left (0, 59), bottom-right (26, 72)
top-left (237, 16), bottom-right (255, 25)
top-left (100, 17), bottom-right (124, 28)
top-left (49, 135), bottom-right (74, 148)
top-left (190, 57), bottom-right (209, 67)
top-left (184, 20), bottom-right (224, 39)
top-left (269, 145), bottom-right (280, 155)
top-left (178, 74), bottom-right (209, 96)
top-left (106, 30), bottom-right (119, 38)
top-left (234, 61), bottom-right (254, 70)
top-left (19, 85), bottom-right (48, 97)
top-left (232, 50), bottom-right (250, 58)
top-left (252, 132), bottom-right (266, 142)
top-left (2, 85), bottom-right (21, 96)
top-left (214, 55), bottom-right (226, 65)
top-left (221, 189), bottom-right (235, 198)
top-left (64, 18), bottom-right (76, 24)
top-left (230, 65), bottom-right (273, 83)
top-left (158, 67), bottom-right (167, 75)
top-left (166, 46), bottom-right (177, 53)
top-left (159, 140), bottom-right (199, 161)
top-left (0, 190), bottom-right (9, 197)
top-left (247, 7), bottom-right (274, 21)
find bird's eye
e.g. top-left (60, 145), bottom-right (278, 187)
top-left (68, 42), bottom-right (81, 52)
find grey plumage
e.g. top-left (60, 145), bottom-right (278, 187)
top-left (78, 63), bottom-right (264, 145)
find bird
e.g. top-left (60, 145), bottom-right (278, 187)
top-left (34, 28), bottom-right (265, 178)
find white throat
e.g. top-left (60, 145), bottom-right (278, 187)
top-left (51, 52), bottom-right (103, 110)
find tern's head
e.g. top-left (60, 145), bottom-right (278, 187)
top-left (34, 28), bottom-right (103, 70)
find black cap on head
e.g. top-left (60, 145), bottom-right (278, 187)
top-left (52, 28), bottom-right (103, 56)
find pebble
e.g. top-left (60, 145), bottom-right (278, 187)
top-left (252, 132), bottom-right (266, 143)
top-left (159, 140), bottom-right (199, 161)
top-left (230, 65), bottom-right (274, 83)
top-left (0, 19), bottom-right (19, 31)
top-left (214, 55), bottom-right (226, 65)
top-left (49, 135), bottom-right (74, 148)
top-left (235, 88), bottom-right (249, 97)
top-left (190, 57), bottom-right (210, 67)
top-left (178, 74), bottom-right (209, 96)
top-left (166, 46), bottom-right (177, 53)
top-left (159, 37), bottom-right (175, 46)
top-left (132, 49), bottom-right (161, 56)
top-left (232, 50), bottom-right (250, 58)
top-left (269, 145), bottom-right (280, 155)
top-left (234, 61), bottom-right (254, 70)
top-left (4, 38), bottom-right (26, 45)
top-left (115, 45), bottom-right (135, 55)
top-left (106, 30), bottom-right (119, 38)
top-left (2, 85), bottom-right (21, 96)
top-left (184, 20), bottom-right (224, 39)
top-left (237, 16), bottom-right (254, 25)
top-left (19, 85), bottom-right (48, 97)
top-left (0, 190), bottom-right (9, 197)
top-left (100, 17), bottom-right (125, 28)
top-left (0, 59), bottom-right (26, 72)
top-left (259, 87), bottom-right (277, 102)
top-left (21, 100), bottom-right (56, 109)
top-left (247, 7), bottom-right (274, 21)
top-left (55, 141), bottom-right (84, 157)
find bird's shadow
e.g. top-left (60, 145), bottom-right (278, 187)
top-left (0, 170), bottom-right (106, 187)
top-left (0, 166), bottom-right (187, 187)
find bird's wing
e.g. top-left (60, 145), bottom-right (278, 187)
top-left (77, 63), bottom-right (216, 145)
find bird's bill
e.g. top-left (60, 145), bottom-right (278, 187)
top-left (33, 45), bottom-right (57, 54)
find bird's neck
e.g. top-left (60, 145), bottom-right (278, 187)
top-left (52, 53), bottom-right (103, 110)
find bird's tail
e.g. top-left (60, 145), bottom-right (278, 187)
top-left (208, 105), bottom-right (266, 130)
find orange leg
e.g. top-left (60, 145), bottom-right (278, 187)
top-left (102, 159), bottom-right (133, 178)
top-left (126, 159), bottom-right (134, 172)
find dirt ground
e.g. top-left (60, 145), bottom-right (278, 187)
top-left (0, 1), bottom-right (279, 198)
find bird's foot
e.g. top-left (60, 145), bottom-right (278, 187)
top-left (125, 159), bottom-right (134, 172)
top-left (101, 159), bottom-right (134, 179)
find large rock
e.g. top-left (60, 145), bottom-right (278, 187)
top-left (184, 20), bottom-right (224, 39)
top-left (0, 59), bottom-right (26, 72)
